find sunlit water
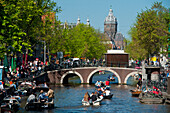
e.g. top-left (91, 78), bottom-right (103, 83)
top-left (18, 71), bottom-right (170, 113)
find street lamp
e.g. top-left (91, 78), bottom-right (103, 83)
top-left (41, 41), bottom-right (46, 65)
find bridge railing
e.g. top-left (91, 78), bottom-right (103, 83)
top-left (45, 60), bottom-right (137, 70)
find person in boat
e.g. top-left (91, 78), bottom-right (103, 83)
top-left (97, 88), bottom-right (103, 96)
top-left (9, 100), bottom-right (13, 109)
top-left (105, 79), bottom-right (110, 86)
top-left (94, 91), bottom-right (98, 97)
top-left (33, 80), bottom-right (36, 87)
top-left (101, 86), bottom-right (105, 92)
top-left (43, 93), bottom-right (49, 102)
top-left (90, 92), bottom-right (97, 101)
top-left (44, 82), bottom-right (48, 87)
top-left (47, 87), bottom-right (54, 102)
top-left (38, 90), bottom-right (46, 103)
top-left (137, 78), bottom-right (142, 90)
top-left (104, 88), bottom-right (111, 96)
top-left (83, 92), bottom-right (90, 102)
top-left (27, 92), bottom-right (36, 103)
top-left (100, 81), bottom-right (105, 87)
top-left (95, 80), bottom-right (101, 88)
top-left (110, 75), bottom-right (115, 81)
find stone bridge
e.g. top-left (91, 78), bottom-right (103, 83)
top-left (46, 67), bottom-right (141, 84)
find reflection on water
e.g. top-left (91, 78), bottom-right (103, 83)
top-left (18, 72), bottom-right (170, 113)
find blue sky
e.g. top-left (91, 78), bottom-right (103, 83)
top-left (54, 0), bottom-right (169, 39)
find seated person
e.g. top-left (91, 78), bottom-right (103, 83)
top-left (83, 92), bottom-right (90, 102)
top-left (44, 82), bottom-right (48, 87)
top-left (97, 88), bottom-right (103, 96)
top-left (27, 92), bottom-right (36, 103)
top-left (101, 87), bottom-right (105, 92)
top-left (43, 93), bottom-right (48, 102)
top-left (90, 92), bottom-right (97, 101)
top-left (104, 88), bottom-right (111, 96)
top-left (38, 90), bottom-right (46, 103)
top-left (105, 80), bottom-right (110, 86)
top-left (95, 80), bottom-right (101, 88)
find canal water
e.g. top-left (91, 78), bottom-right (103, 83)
top-left (18, 71), bottom-right (170, 113)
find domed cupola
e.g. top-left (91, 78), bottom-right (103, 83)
top-left (86, 17), bottom-right (90, 26)
top-left (77, 16), bottom-right (80, 25)
top-left (104, 8), bottom-right (117, 24)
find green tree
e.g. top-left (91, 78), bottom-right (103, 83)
top-left (125, 2), bottom-right (169, 61)
top-left (0, 0), bottom-right (26, 58)
top-left (64, 23), bottom-right (107, 59)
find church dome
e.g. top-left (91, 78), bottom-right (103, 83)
top-left (104, 8), bottom-right (117, 24)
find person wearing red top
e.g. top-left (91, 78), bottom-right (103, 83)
top-left (105, 80), bottom-right (110, 86)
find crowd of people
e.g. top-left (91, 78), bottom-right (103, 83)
top-left (0, 57), bottom-right (50, 107)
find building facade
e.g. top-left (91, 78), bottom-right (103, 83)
top-left (104, 8), bottom-right (125, 50)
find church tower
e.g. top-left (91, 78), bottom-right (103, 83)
top-left (104, 8), bottom-right (117, 47)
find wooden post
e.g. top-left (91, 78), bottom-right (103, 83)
top-left (167, 77), bottom-right (170, 94)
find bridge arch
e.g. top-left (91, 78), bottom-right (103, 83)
top-left (124, 71), bottom-right (142, 84)
top-left (87, 68), bottom-right (121, 84)
top-left (60, 71), bottom-right (84, 84)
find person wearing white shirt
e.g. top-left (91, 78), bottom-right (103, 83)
top-left (105, 89), bottom-right (111, 96)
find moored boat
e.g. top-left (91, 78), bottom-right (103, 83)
top-left (139, 92), bottom-right (165, 104)
top-left (0, 97), bottom-right (20, 112)
top-left (130, 90), bottom-right (142, 97)
top-left (139, 98), bottom-right (165, 104)
top-left (25, 99), bottom-right (54, 110)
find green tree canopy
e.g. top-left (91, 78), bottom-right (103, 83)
top-left (125, 2), bottom-right (169, 60)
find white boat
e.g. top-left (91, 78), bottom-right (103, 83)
top-left (82, 95), bottom-right (103, 106)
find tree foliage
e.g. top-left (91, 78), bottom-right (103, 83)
top-left (125, 2), bottom-right (169, 60)
top-left (0, 0), bottom-right (60, 58)
top-left (0, 0), bottom-right (108, 61)
top-left (50, 23), bottom-right (107, 59)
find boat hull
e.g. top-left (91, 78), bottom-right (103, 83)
top-left (25, 100), bottom-right (54, 111)
top-left (130, 90), bottom-right (142, 97)
top-left (103, 94), bottom-right (113, 99)
top-left (139, 98), bottom-right (165, 104)
top-left (82, 96), bottom-right (103, 106)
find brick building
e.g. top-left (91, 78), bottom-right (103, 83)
top-left (104, 8), bottom-right (125, 50)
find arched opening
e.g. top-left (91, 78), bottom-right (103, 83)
top-left (87, 69), bottom-right (121, 84)
top-left (60, 71), bottom-right (83, 85)
top-left (124, 72), bottom-right (142, 85)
